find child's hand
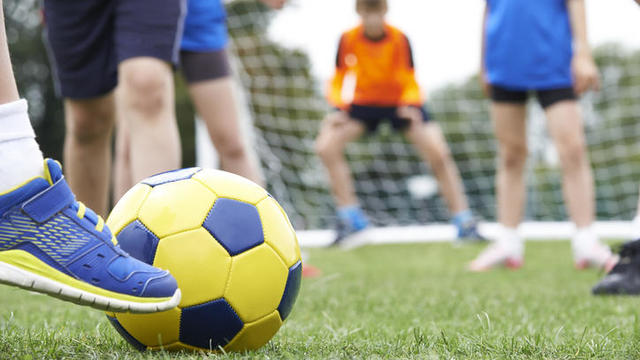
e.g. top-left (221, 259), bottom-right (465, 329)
top-left (572, 52), bottom-right (600, 95)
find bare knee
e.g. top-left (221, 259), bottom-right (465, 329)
top-left (315, 136), bottom-right (339, 163)
top-left (499, 144), bottom-right (528, 171)
top-left (66, 99), bottom-right (115, 145)
top-left (216, 137), bottom-right (247, 162)
top-left (314, 114), bottom-right (347, 161)
top-left (557, 139), bottom-right (587, 170)
top-left (120, 62), bottom-right (172, 119)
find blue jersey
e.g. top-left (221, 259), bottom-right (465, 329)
top-left (181, 0), bottom-right (228, 52)
top-left (485, 0), bottom-right (573, 90)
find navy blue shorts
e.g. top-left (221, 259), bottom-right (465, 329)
top-left (347, 104), bottom-right (431, 133)
top-left (490, 85), bottom-right (576, 109)
top-left (43, 0), bottom-right (186, 99)
top-left (180, 49), bottom-right (231, 84)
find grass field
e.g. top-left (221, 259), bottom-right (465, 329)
top-left (1, 240), bottom-right (639, 359)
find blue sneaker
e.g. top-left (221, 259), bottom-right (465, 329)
top-left (0, 159), bottom-right (180, 313)
top-left (452, 210), bottom-right (486, 243)
top-left (332, 206), bottom-right (370, 246)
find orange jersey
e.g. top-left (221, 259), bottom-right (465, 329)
top-left (327, 23), bottom-right (424, 109)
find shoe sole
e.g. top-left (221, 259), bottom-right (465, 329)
top-left (575, 255), bottom-right (619, 272)
top-left (469, 258), bottom-right (523, 272)
top-left (336, 229), bottom-right (370, 250)
top-left (0, 251), bottom-right (181, 314)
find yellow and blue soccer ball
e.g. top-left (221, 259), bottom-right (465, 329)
top-left (105, 168), bottom-right (302, 352)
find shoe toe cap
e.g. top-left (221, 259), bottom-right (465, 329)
top-left (139, 271), bottom-right (179, 298)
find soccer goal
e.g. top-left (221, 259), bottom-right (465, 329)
top-left (197, 2), bottom-right (640, 247)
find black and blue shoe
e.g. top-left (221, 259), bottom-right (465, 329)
top-left (0, 159), bottom-right (181, 313)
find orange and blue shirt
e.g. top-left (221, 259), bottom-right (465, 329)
top-left (327, 23), bottom-right (424, 110)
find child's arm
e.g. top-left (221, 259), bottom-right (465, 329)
top-left (479, 3), bottom-right (489, 96)
top-left (398, 35), bottom-right (423, 106)
top-left (327, 35), bottom-right (348, 109)
top-left (567, 0), bottom-right (600, 95)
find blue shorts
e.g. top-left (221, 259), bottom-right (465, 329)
top-left (346, 104), bottom-right (431, 133)
top-left (43, 0), bottom-right (186, 99)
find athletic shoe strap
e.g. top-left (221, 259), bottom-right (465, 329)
top-left (22, 176), bottom-right (74, 223)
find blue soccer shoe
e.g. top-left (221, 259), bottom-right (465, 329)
top-left (0, 159), bottom-right (181, 313)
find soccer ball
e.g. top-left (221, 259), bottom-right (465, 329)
top-left (105, 168), bottom-right (302, 352)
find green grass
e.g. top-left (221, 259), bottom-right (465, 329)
top-left (2, 241), bottom-right (639, 359)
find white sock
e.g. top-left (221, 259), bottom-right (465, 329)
top-left (496, 225), bottom-right (524, 256)
top-left (631, 215), bottom-right (640, 240)
top-left (0, 99), bottom-right (44, 194)
top-left (571, 225), bottom-right (599, 256)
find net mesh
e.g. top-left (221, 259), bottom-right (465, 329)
top-left (226, 0), bottom-right (640, 230)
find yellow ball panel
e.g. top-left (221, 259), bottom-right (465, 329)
top-left (256, 197), bottom-right (301, 268)
top-left (153, 228), bottom-right (231, 308)
top-left (107, 183), bottom-right (151, 235)
top-left (225, 245), bottom-right (288, 323)
top-left (192, 169), bottom-right (267, 205)
top-left (113, 307), bottom-right (181, 347)
top-left (224, 311), bottom-right (283, 352)
top-left (138, 179), bottom-right (216, 238)
top-left (148, 341), bottom-right (203, 352)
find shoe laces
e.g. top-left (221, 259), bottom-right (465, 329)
top-left (71, 201), bottom-right (105, 233)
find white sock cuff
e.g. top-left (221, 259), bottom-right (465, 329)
top-left (573, 225), bottom-right (598, 247)
top-left (499, 226), bottom-right (520, 241)
top-left (0, 99), bottom-right (34, 142)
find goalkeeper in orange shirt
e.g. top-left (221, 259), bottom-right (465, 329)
top-left (315, 0), bottom-right (483, 244)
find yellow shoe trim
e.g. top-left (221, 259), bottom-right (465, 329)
top-left (0, 250), bottom-right (172, 304)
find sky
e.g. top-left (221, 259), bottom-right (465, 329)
top-left (267, 0), bottom-right (640, 92)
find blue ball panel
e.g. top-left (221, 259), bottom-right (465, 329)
top-left (202, 198), bottom-right (264, 256)
top-left (277, 260), bottom-right (302, 321)
top-left (142, 168), bottom-right (201, 187)
top-left (115, 220), bottom-right (159, 265)
top-left (106, 316), bottom-right (147, 351)
top-left (179, 298), bottom-right (244, 349)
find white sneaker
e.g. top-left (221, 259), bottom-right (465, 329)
top-left (573, 242), bottom-right (617, 271)
top-left (631, 215), bottom-right (640, 240)
top-left (572, 226), bottom-right (617, 271)
top-left (469, 241), bottom-right (523, 272)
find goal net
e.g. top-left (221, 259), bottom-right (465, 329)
top-left (198, 1), bottom-right (640, 243)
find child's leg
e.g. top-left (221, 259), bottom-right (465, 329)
top-left (0, 5), bottom-right (43, 192)
top-left (492, 102), bottom-right (528, 228)
top-left (188, 76), bottom-right (263, 185)
top-left (544, 98), bottom-right (614, 269)
top-left (0, 4), bottom-right (17, 104)
top-left (113, 99), bottom-right (134, 202)
top-left (118, 58), bottom-right (181, 186)
top-left (63, 96), bottom-right (115, 217)
top-left (544, 100), bottom-right (593, 227)
top-left (469, 101), bottom-right (527, 271)
top-left (314, 111), bottom-right (366, 207)
top-left (404, 121), bottom-right (468, 215)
